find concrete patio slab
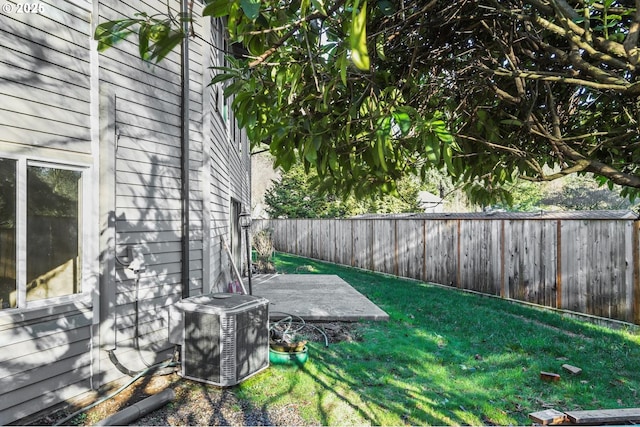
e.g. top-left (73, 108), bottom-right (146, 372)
top-left (249, 274), bottom-right (389, 322)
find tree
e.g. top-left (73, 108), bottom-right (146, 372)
top-left (95, 0), bottom-right (640, 205)
top-left (264, 162), bottom-right (428, 218)
top-left (263, 163), bottom-right (350, 218)
top-left (541, 173), bottom-right (640, 210)
top-left (489, 173), bottom-right (640, 211)
top-left (493, 180), bottom-right (544, 212)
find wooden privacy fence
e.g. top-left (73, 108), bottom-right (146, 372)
top-left (254, 211), bottom-right (640, 325)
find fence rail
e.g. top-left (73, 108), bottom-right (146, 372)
top-left (254, 216), bottom-right (640, 325)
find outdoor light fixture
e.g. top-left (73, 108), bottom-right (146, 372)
top-left (239, 210), bottom-right (252, 294)
top-left (239, 211), bottom-right (252, 229)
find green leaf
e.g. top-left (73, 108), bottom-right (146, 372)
top-left (149, 21), bottom-right (170, 42)
top-left (240, 0), bottom-right (261, 20)
top-left (435, 127), bottom-right (453, 144)
top-left (149, 30), bottom-right (184, 63)
top-left (375, 136), bottom-right (388, 171)
top-left (350, 1), bottom-right (370, 71)
top-left (303, 138), bottom-right (318, 163)
top-left (376, 33), bottom-right (386, 60)
top-left (210, 72), bottom-right (237, 85)
top-left (328, 150), bottom-right (338, 172)
top-left (94, 19), bottom-right (139, 51)
top-left (227, 2), bottom-right (241, 37)
top-left (300, 0), bottom-right (311, 16)
top-left (322, 81), bottom-right (333, 110)
top-left (392, 111), bottom-right (411, 135)
top-left (231, 92), bottom-right (252, 111)
top-left (276, 67), bottom-right (287, 89)
top-left (224, 79), bottom-right (248, 98)
top-left (138, 22), bottom-right (151, 60)
top-left (311, 0), bottom-right (328, 16)
top-left (339, 50), bottom-right (348, 86)
top-left (247, 35), bottom-right (266, 55)
top-left (375, 116), bottom-right (391, 171)
top-left (423, 133), bottom-right (440, 164)
top-left (203, 0), bottom-right (231, 17)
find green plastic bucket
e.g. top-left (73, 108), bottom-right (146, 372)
top-left (269, 346), bottom-right (309, 366)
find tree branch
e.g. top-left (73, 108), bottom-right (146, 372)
top-left (520, 162), bottom-right (590, 181)
top-left (454, 134), bottom-right (530, 157)
top-left (623, 0), bottom-right (640, 65)
top-left (543, 82), bottom-right (640, 187)
top-left (530, 14), bottom-right (632, 70)
top-left (491, 68), bottom-right (630, 92)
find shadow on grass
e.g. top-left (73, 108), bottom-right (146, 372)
top-left (264, 252), bottom-right (640, 426)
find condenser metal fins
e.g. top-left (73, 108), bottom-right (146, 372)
top-left (178, 293), bottom-right (269, 386)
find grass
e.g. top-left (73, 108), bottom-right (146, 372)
top-left (235, 252), bottom-right (640, 425)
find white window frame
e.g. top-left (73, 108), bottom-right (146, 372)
top-left (1, 153), bottom-right (94, 311)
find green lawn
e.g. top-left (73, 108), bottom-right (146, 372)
top-left (236, 252), bottom-right (640, 425)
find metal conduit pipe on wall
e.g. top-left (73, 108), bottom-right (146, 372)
top-left (180, 0), bottom-right (190, 300)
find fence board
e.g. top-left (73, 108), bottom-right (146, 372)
top-left (296, 219), bottom-right (311, 257)
top-left (352, 220), bottom-right (371, 270)
top-left (561, 220), bottom-right (586, 314)
top-left (460, 220), bottom-right (501, 295)
top-left (312, 220), bottom-right (332, 261)
top-left (505, 220), bottom-right (557, 307)
top-left (372, 220), bottom-right (396, 275)
top-left (271, 219), bottom-right (288, 252)
top-left (397, 220), bottom-right (424, 280)
top-left (334, 220), bottom-right (352, 267)
top-left (424, 220), bottom-right (457, 286)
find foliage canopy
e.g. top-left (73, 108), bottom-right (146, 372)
top-left (263, 162), bottom-right (428, 218)
top-left (96, 0), bottom-right (640, 205)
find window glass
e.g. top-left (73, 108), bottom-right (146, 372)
top-left (26, 166), bottom-right (82, 301)
top-left (0, 159), bottom-right (16, 309)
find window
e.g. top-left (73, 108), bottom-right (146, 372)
top-left (0, 159), bottom-right (16, 309)
top-left (0, 157), bottom-right (86, 310)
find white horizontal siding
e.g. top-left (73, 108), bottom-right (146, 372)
top-left (0, 308), bottom-right (92, 423)
top-left (0, 0), bottom-right (95, 423)
top-left (0, 0), bottom-right (251, 423)
top-left (105, 30), bottom-right (183, 394)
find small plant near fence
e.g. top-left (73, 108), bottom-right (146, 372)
top-left (252, 228), bottom-right (276, 273)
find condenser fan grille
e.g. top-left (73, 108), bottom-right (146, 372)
top-left (179, 294), bottom-right (269, 386)
top-left (184, 310), bottom-right (221, 383)
top-left (236, 306), bottom-right (268, 380)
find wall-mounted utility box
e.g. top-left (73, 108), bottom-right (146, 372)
top-left (175, 293), bottom-right (269, 387)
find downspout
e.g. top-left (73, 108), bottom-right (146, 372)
top-left (181, 0), bottom-right (190, 299)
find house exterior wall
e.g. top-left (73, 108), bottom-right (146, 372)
top-left (205, 16), bottom-right (251, 294)
top-left (0, 0), bottom-right (251, 423)
top-left (0, 1), bottom-right (97, 422)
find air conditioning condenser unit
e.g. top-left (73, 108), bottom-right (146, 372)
top-left (176, 293), bottom-right (269, 386)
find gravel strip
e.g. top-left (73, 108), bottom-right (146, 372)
top-left (134, 380), bottom-right (313, 426)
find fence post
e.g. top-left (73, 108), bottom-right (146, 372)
top-left (633, 220), bottom-right (640, 325)
top-left (456, 219), bottom-right (461, 288)
top-left (369, 220), bottom-right (374, 272)
top-left (394, 220), bottom-right (399, 277)
top-left (500, 221), bottom-right (505, 298)
top-left (422, 219), bottom-right (427, 283)
top-left (556, 220), bottom-right (563, 310)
